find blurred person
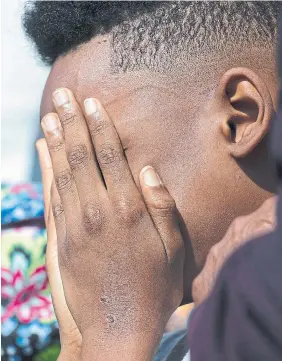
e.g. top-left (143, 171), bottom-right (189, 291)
top-left (188, 196), bottom-right (280, 360)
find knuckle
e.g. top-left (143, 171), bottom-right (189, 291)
top-left (241, 220), bottom-right (257, 240)
top-left (207, 243), bottom-right (223, 268)
top-left (83, 202), bottom-right (104, 234)
top-left (116, 200), bottom-right (145, 225)
top-left (89, 119), bottom-right (108, 137)
top-left (231, 215), bottom-right (258, 243)
top-left (243, 219), bottom-right (273, 240)
top-left (59, 107), bottom-right (78, 127)
top-left (52, 203), bottom-right (64, 220)
top-left (97, 146), bottom-right (121, 167)
top-left (55, 170), bottom-right (73, 192)
top-left (67, 144), bottom-right (90, 171)
top-left (231, 216), bottom-right (245, 235)
top-left (47, 136), bottom-right (64, 153)
top-left (149, 196), bottom-right (176, 218)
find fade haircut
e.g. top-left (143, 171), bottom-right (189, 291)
top-left (23, 1), bottom-right (279, 72)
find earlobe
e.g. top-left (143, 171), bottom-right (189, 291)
top-left (218, 68), bottom-right (274, 158)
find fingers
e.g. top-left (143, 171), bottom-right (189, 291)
top-left (53, 89), bottom-right (107, 205)
top-left (45, 185), bottom-right (60, 283)
top-left (50, 180), bottom-right (66, 243)
top-left (36, 138), bottom-right (65, 286)
top-left (45, 183), bottom-right (72, 336)
top-left (41, 113), bottom-right (81, 224)
top-left (139, 166), bottom-right (184, 263)
top-left (36, 138), bottom-right (53, 225)
top-left (45, 91), bottom-right (140, 213)
top-left (35, 137), bottom-right (66, 244)
top-left (83, 97), bottom-right (140, 204)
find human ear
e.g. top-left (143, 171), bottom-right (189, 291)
top-left (218, 67), bottom-right (274, 158)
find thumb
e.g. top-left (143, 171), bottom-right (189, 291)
top-left (139, 166), bottom-right (184, 263)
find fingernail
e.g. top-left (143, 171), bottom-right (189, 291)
top-left (142, 166), bottom-right (162, 187)
top-left (53, 88), bottom-right (70, 107)
top-left (42, 114), bottom-right (60, 134)
top-left (84, 98), bottom-right (99, 118)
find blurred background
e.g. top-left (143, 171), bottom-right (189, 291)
top-left (2, 0), bottom-right (50, 183)
top-left (2, 4), bottom-right (60, 360)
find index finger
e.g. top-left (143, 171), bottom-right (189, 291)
top-left (83, 97), bottom-right (141, 204)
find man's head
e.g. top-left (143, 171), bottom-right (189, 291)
top-left (24, 1), bottom-right (279, 301)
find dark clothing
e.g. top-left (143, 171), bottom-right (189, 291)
top-left (189, 11), bottom-right (282, 360)
top-left (189, 231), bottom-right (282, 361)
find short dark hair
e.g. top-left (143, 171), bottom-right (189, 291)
top-left (23, 1), bottom-right (280, 71)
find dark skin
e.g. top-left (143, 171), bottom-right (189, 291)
top-left (41, 91), bottom-right (185, 360)
top-left (38, 33), bottom-right (279, 360)
top-left (41, 35), bottom-right (278, 304)
top-left (37, 139), bottom-right (82, 361)
top-left (192, 196), bottom-right (277, 305)
top-left (37, 133), bottom-right (277, 360)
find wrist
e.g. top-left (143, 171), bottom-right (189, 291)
top-left (59, 339), bottom-right (81, 361)
top-left (81, 325), bottom-right (165, 361)
top-left (58, 327), bottom-right (82, 361)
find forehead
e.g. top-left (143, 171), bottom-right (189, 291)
top-left (41, 35), bottom-right (184, 118)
